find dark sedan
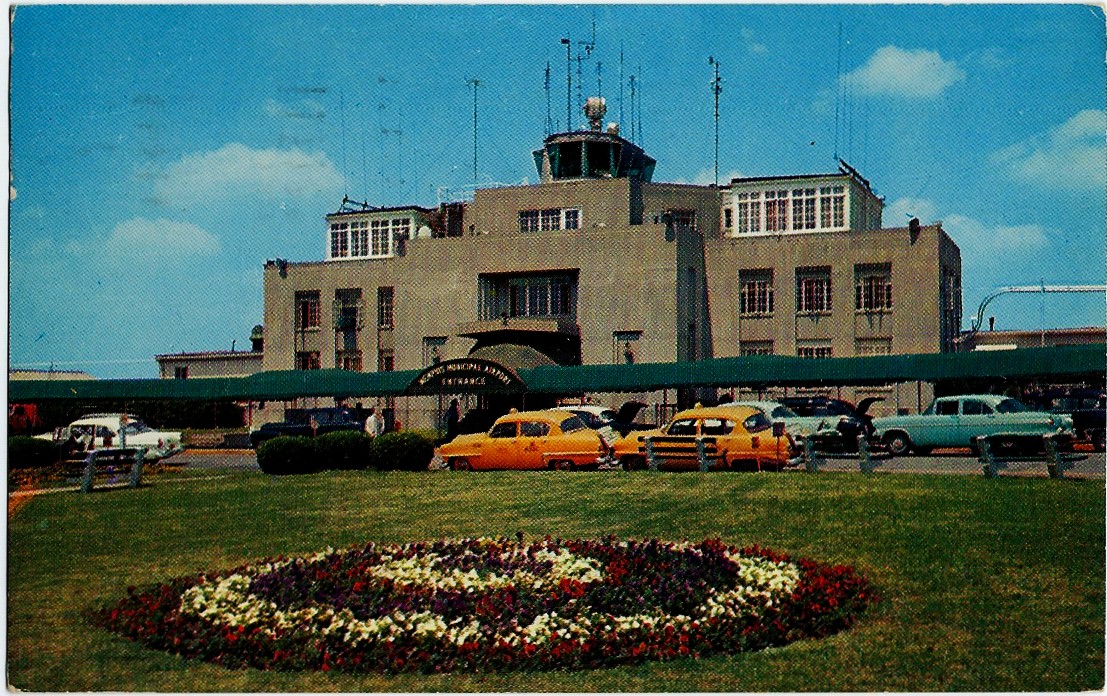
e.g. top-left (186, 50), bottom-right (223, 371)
top-left (249, 407), bottom-right (365, 448)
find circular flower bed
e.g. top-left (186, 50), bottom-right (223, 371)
top-left (91, 536), bottom-right (874, 673)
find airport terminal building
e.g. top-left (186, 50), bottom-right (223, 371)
top-left (261, 99), bottom-right (962, 426)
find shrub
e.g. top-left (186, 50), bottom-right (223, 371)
top-left (315, 431), bottom-right (374, 471)
top-left (256, 436), bottom-right (320, 476)
top-left (7, 437), bottom-right (59, 469)
top-left (373, 431), bottom-right (435, 471)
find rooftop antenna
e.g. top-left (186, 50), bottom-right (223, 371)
top-left (636, 63), bottom-right (644, 147)
top-left (339, 91), bottom-right (348, 197)
top-left (596, 61), bottom-right (603, 99)
top-left (628, 74), bottom-right (637, 143)
top-left (544, 61), bottom-right (552, 137)
top-left (465, 77), bottom-right (481, 187)
top-left (618, 43), bottom-right (624, 127)
top-left (709, 56), bottom-right (722, 187)
top-left (560, 37), bottom-right (572, 130)
top-left (833, 22), bottom-right (842, 162)
top-left (576, 54), bottom-right (583, 116)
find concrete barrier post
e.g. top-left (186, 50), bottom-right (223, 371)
top-left (644, 436), bottom-right (659, 471)
top-left (803, 437), bottom-right (819, 474)
top-left (696, 437), bottom-right (710, 472)
top-left (858, 435), bottom-right (874, 474)
top-left (129, 449), bottom-right (145, 488)
top-left (80, 451), bottom-right (97, 493)
top-left (979, 437), bottom-right (999, 478)
top-left (1044, 435), bottom-right (1065, 479)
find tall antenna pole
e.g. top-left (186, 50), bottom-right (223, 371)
top-left (576, 54), bottom-right (583, 114)
top-left (544, 62), bottom-right (552, 136)
top-left (709, 56), bottom-right (721, 187)
top-left (619, 43), bottom-right (624, 127)
top-left (636, 64), bottom-right (643, 147)
top-left (465, 78), bottom-right (481, 187)
top-left (833, 22), bottom-right (842, 162)
top-left (560, 38), bottom-right (572, 130)
top-left (596, 61), bottom-right (603, 100)
top-left (628, 74), bottom-right (636, 142)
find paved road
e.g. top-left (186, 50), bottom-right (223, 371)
top-left (173, 449), bottom-right (1106, 479)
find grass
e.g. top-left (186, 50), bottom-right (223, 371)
top-left (7, 469), bottom-right (1105, 691)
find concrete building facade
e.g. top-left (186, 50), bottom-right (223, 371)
top-left (261, 103), bottom-right (962, 426)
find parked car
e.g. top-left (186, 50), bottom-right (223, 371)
top-left (249, 407), bottom-right (364, 448)
top-left (1028, 389), bottom-right (1105, 452)
top-left (719, 400), bottom-right (843, 447)
top-left (36, 413), bottom-right (183, 462)
top-left (438, 409), bottom-right (610, 471)
top-left (871, 394), bottom-right (1074, 456)
top-left (611, 404), bottom-right (799, 472)
top-left (777, 396), bottom-right (884, 451)
top-left (551, 401), bottom-right (650, 446)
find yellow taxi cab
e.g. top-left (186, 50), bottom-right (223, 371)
top-left (438, 409), bottom-right (611, 471)
top-left (611, 405), bottom-right (798, 472)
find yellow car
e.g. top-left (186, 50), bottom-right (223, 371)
top-left (612, 405), bottom-right (798, 472)
top-left (438, 409), bottom-right (611, 471)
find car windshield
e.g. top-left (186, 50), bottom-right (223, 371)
top-left (995, 398), bottom-right (1028, 413)
top-left (122, 421), bottom-right (151, 435)
top-left (770, 405), bottom-right (799, 419)
top-left (572, 411), bottom-right (602, 428)
top-left (559, 415), bottom-right (587, 433)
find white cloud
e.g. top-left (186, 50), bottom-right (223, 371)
top-left (155, 143), bottom-right (344, 205)
top-left (264, 98), bottom-right (326, 120)
top-left (105, 217), bottom-right (221, 261)
top-left (843, 46), bottom-right (965, 98)
top-left (685, 168), bottom-right (743, 186)
top-left (740, 28), bottom-right (767, 55)
top-left (884, 197), bottom-right (939, 225)
top-left (992, 109), bottom-right (1106, 190)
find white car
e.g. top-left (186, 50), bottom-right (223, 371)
top-left (36, 413), bottom-right (184, 462)
top-left (719, 400), bottom-right (841, 442)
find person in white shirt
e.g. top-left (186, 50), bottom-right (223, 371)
top-left (364, 407), bottom-right (382, 437)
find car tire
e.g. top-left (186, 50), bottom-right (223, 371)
top-left (450, 458), bottom-right (472, 472)
top-left (884, 432), bottom-right (913, 457)
top-left (620, 455), bottom-right (644, 471)
top-left (551, 459), bottom-right (575, 472)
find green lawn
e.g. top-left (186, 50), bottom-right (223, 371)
top-left (7, 469), bottom-right (1105, 691)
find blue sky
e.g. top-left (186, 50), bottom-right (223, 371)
top-left (9, 4), bottom-right (1106, 378)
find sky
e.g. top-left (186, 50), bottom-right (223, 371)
top-left (8, 4), bottom-right (1106, 379)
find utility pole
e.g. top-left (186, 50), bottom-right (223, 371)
top-left (560, 38), bottom-right (572, 130)
top-left (544, 61), bottom-right (552, 137)
top-left (709, 56), bottom-right (721, 187)
top-left (465, 78), bottom-right (481, 187)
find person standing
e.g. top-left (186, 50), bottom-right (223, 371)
top-left (364, 407), bottom-right (382, 438)
top-left (445, 398), bottom-right (461, 441)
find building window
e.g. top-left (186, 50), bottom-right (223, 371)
top-left (336, 350), bottom-right (363, 371)
top-left (791, 188), bottom-right (817, 230)
top-left (296, 351), bottom-right (321, 370)
top-left (723, 207), bottom-right (733, 230)
top-left (797, 341), bottom-right (833, 359)
top-left (378, 349), bottom-right (395, 372)
top-left (855, 338), bottom-right (892, 356)
top-left (855, 263), bottom-right (893, 311)
top-left (422, 336), bottom-right (447, 366)
top-left (173, 366), bottom-right (189, 379)
top-left (295, 291), bottom-right (321, 330)
top-left (330, 222), bottom-right (349, 258)
top-left (562, 208), bottom-right (580, 230)
top-left (480, 273), bottom-right (577, 320)
top-left (519, 210), bottom-right (539, 232)
top-left (613, 330), bottom-right (642, 364)
top-left (377, 286), bottom-right (394, 329)
top-left (370, 220), bottom-right (390, 256)
top-left (735, 192), bottom-right (761, 234)
top-left (333, 289), bottom-right (362, 332)
top-left (540, 208), bottom-right (560, 231)
top-left (819, 185), bottom-right (846, 229)
top-left (739, 269), bottom-right (774, 316)
top-left (764, 190), bottom-right (789, 232)
top-left (796, 267), bottom-right (832, 314)
top-left (350, 220), bottom-right (370, 256)
top-left (671, 209), bottom-right (697, 233)
top-left (739, 341), bottom-right (774, 356)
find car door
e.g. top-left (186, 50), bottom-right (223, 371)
top-left (482, 420), bottom-right (519, 470)
top-left (517, 419), bottom-right (551, 469)
top-left (701, 417), bottom-right (735, 470)
top-left (658, 417), bottom-right (699, 470)
top-left (918, 398), bottom-right (960, 448)
top-left (959, 398), bottom-right (995, 445)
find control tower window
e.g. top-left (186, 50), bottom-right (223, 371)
top-left (557, 142), bottom-right (582, 178)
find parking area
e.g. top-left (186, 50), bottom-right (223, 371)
top-left (174, 448), bottom-right (1106, 478)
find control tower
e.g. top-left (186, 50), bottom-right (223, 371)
top-left (533, 97), bottom-right (656, 184)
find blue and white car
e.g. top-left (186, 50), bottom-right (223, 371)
top-left (872, 394), bottom-right (1073, 455)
